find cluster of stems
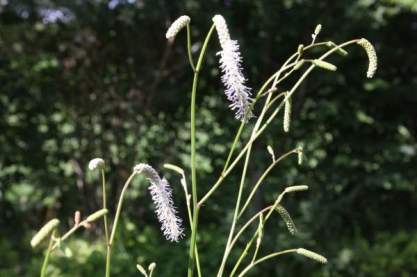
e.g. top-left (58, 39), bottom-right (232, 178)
top-left (32, 15), bottom-right (375, 277)
top-left (181, 19), bottom-right (367, 277)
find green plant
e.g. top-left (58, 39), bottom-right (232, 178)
top-left (30, 14), bottom-right (377, 277)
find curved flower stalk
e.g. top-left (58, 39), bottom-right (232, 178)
top-left (213, 15), bottom-right (253, 122)
top-left (134, 163), bottom-right (184, 242)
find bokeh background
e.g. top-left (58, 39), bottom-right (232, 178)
top-left (1, 0), bottom-right (416, 276)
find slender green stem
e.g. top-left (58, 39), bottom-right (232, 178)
top-left (230, 182), bottom-right (305, 275)
top-left (106, 172), bottom-right (137, 277)
top-left (40, 230), bottom-right (56, 277)
top-left (176, 170), bottom-right (203, 277)
top-left (50, 212), bottom-right (102, 251)
top-left (101, 169), bottom-right (109, 243)
top-left (108, 172), bottom-right (137, 244)
top-left (228, 41), bottom-right (359, 275)
top-left (231, 189), bottom-right (288, 251)
top-left (237, 249), bottom-right (297, 277)
top-left (250, 215), bottom-right (264, 264)
top-left (217, 90), bottom-right (274, 277)
top-left (187, 24), bottom-right (216, 277)
top-left (216, 142), bottom-right (251, 277)
top-left (105, 245), bottom-right (111, 277)
top-left (186, 24), bottom-right (196, 72)
top-left (101, 168), bottom-right (110, 277)
top-left (51, 225), bottom-right (77, 250)
top-left (238, 149), bottom-right (297, 218)
top-left (222, 122), bottom-right (245, 174)
top-left (230, 238), bottom-right (252, 277)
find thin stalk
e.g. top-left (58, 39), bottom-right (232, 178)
top-left (217, 90), bottom-right (274, 277)
top-left (250, 237), bottom-right (261, 264)
top-left (101, 168), bottom-right (110, 277)
top-left (230, 187), bottom-right (297, 275)
top-left (186, 24), bottom-right (196, 72)
top-left (106, 172), bottom-right (137, 277)
top-left (231, 179), bottom-right (308, 274)
top-left (237, 249), bottom-right (297, 277)
top-left (179, 171), bottom-right (203, 277)
top-left (101, 169), bottom-right (109, 243)
top-left (40, 230), bottom-right (56, 277)
top-left (222, 122), bottom-right (245, 174)
top-left (51, 225), bottom-right (77, 250)
top-left (238, 149), bottom-right (297, 218)
top-left (187, 24), bottom-right (216, 277)
top-left (250, 215), bottom-right (264, 264)
top-left (50, 210), bottom-right (106, 252)
top-left (231, 191), bottom-right (286, 250)
top-left (229, 41), bottom-right (359, 275)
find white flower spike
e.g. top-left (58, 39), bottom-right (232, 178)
top-left (213, 14), bottom-right (253, 122)
top-left (165, 15), bottom-right (190, 40)
top-left (88, 158), bottom-right (104, 171)
top-left (357, 38), bottom-right (377, 78)
top-left (134, 163), bottom-right (184, 242)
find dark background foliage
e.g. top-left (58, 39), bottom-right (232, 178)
top-left (0, 0), bottom-right (416, 276)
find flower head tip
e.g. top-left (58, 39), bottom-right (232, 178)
top-left (165, 15), bottom-right (190, 40)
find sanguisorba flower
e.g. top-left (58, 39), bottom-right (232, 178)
top-left (212, 15), bottom-right (253, 122)
top-left (88, 158), bottom-right (104, 170)
top-left (165, 15), bottom-right (190, 40)
top-left (134, 163), bottom-right (183, 242)
top-left (357, 38), bottom-right (377, 78)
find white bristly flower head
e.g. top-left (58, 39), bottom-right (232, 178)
top-left (212, 15), bottom-right (231, 47)
top-left (88, 158), bottom-right (104, 170)
top-left (296, 248), bottom-right (328, 264)
top-left (213, 15), bottom-right (253, 122)
top-left (165, 15), bottom-right (190, 40)
top-left (134, 163), bottom-right (184, 242)
top-left (357, 38), bottom-right (377, 78)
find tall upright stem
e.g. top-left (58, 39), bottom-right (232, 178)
top-left (101, 168), bottom-right (111, 277)
top-left (101, 169), bottom-right (109, 243)
top-left (187, 24), bottom-right (215, 277)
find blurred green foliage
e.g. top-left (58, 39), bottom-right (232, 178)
top-left (0, 0), bottom-right (416, 276)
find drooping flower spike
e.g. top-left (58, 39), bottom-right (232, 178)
top-left (357, 38), bottom-right (377, 78)
top-left (212, 15), bottom-right (253, 122)
top-left (134, 163), bottom-right (184, 242)
top-left (165, 15), bottom-right (191, 40)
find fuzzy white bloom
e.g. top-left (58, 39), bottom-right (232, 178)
top-left (283, 95), bottom-right (291, 132)
top-left (213, 15), bottom-right (253, 121)
top-left (212, 15), bottom-right (231, 47)
top-left (165, 15), bottom-right (190, 39)
top-left (134, 163), bottom-right (183, 242)
top-left (284, 185), bottom-right (309, 193)
top-left (296, 248), bottom-right (328, 264)
top-left (276, 204), bottom-right (297, 235)
top-left (314, 24), bottom-right (322, 36)
top-left (357, 38), bottom-right (377, 78)
top-left (218, 40), bottom-right (253, 121)
top-left (297, 146), bottom-right (303, 165)
top-left (88, 158), bottom-right (104, 170)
